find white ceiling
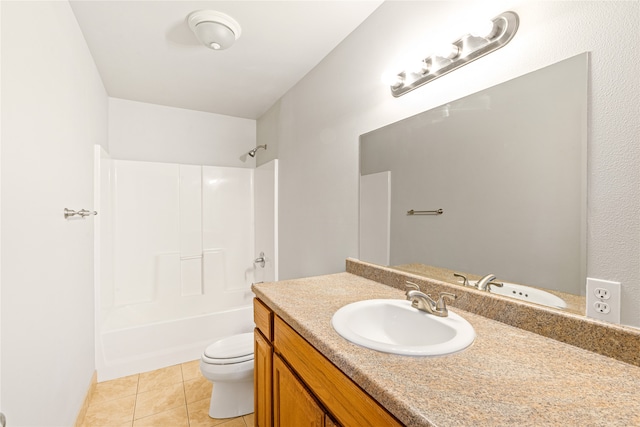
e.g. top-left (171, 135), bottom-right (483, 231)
top-left (70, 1), bottom-right (383, 119)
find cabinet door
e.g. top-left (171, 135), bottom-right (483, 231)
top-left (255, 329), bottom-right (273, 427)
top-left (274, 316), bottom-right (403, 427)
top-left (325, 414), bottom-right (340, 427)
top-left (273, 354), bottom-right (325, 427)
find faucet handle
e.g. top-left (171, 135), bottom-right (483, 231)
top-left (486, 281), bottom-right (504, 292)
top-left (436, 292), bottom-right (458, 311)
top-left (453, 273), bottom-right (469, 287)
top-left (405, 281), bottom-right (420, 296)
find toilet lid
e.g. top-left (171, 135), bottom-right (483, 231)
top-left (203, 332), bottom-right (254, 364)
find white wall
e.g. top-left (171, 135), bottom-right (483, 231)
top-left (0, 0), bottom-right (3, 411)
top-left (258, 1), bottom-right (640, 327)
top-left (254, 160), bottom-right (279, 283)
top-left (1, 1), bottom-right (107, 426)
top-left (109, 98), bottom-right (256, 167)
top-left (0, 2), bottom-right (4, 416)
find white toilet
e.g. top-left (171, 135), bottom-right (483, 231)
top-left (200, 332), bottom-right (255, 419)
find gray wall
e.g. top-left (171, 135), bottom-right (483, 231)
top-left (257, 1), bottom-right (640, 327)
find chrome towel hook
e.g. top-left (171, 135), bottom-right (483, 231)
top-left (64, 208), bottom-right (98, 219)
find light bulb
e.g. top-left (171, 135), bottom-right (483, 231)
top-left (407, 60), bottom-right (429, 75)
top-left (434, 44), bottom-right (459, 60)
top-left (381, 71), bottom-right (404, 88)
top-left (469, 20), bottom-right (496, 39)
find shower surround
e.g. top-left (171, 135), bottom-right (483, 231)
top-left (94, 147), bottom-right (256, 381)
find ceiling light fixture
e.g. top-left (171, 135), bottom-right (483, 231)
top-left (187, 10), bottom-right (241, 50)
top-left (386, 11), bottom-right (519, 97)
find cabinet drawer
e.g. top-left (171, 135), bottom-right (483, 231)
top-left (254, 298), bottom-right (273, 341)
top-left (274, 316), bottom-right (403, 427)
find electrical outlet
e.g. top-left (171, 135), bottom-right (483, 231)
top-left (586, 278), bottom-right (621, 323)
top-left (593, 288), bottom-right (611, 300)
top-left (593, 301), bottom-right (610, 314)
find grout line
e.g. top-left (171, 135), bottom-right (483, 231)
top-left (181, 363), bottom-right (191, 427)
top-left (131, 374), bottom-right (140, 424)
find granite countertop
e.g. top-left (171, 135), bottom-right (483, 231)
top-left (252, 272), bottom-right (640, 427)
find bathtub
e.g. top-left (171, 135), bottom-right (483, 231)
top-left (93, 152), bottom-right (275, 382)
top-left (96, 304), bottom-right (254, 382)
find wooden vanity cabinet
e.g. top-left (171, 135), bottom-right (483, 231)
top-left (254, 329), bottom-right (273, 427)
top-left (273, 353), bottom-right (325, 426)
top-left (254, 299), bottom-right (274, 427)
top-left (254, 298), bottom-right (273, 341)
top-left (253, 298), bottom-right (403, 427)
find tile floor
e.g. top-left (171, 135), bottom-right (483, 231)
top-left (82, 360), bottom-right (254, 427)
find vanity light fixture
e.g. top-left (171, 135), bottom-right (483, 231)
top-left (387, 11), bottom-right (519, 97)
top-left (187, 10), bottom-right (241, 50)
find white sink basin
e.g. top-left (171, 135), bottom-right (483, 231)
top-left (331, 299), bottom-right (476, 356)
top-left (469, 281), bottom-right (567, 309)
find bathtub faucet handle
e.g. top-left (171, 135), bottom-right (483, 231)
top-left (254, 252), bottom-right (266, 268)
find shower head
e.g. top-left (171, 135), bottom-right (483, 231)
top-left (247, 144), bottom-right (267, 158)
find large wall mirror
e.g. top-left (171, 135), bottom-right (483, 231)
top-left (359, 53), bottom-right (588, 314)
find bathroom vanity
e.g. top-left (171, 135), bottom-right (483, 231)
top-left (252, 259), bottom-right (640, 427)
top-left (254, 298), bottom-right (401, 427)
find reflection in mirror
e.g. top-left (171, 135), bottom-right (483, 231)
top-left (359, 53), bottom-right (588, 314)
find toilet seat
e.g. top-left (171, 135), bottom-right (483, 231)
top-left (202, 332), bottom-right (254, 365)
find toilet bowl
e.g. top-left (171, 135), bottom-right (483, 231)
top-left (200, 332), bottom-right (255, 419)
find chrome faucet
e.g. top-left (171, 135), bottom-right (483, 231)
top-left (475, 274), bottom-right (504, 292)
top-left (453, 273), bottom-right (470, 287)
top-left (405, 282), bottom-right (458, 317)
